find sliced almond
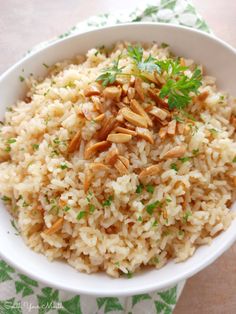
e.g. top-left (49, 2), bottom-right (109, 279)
top-left (136, 127), bottom-right (154, 144)
top-left (84, 168), bottom-right (92, 192)
top-left (115, 159), bottom-right (128, 175)
top-left (103, 86), bottom-right (121, 102)
top-left (84, 83), bottom-right (101, 97)
top-left (114, 126), bottom-right (137, 136)
top-left (162, 145), bottom-right (186, 159)
top-left (180, 57), bottom-right (186, 67)
top-left (68, 130), bottom-right (81, 153)
top-left (154, 71), bottom-right (165, 86)
top-left (91, 95), bottom-right (104, 112)
top-left (127, 87), bottom-right (136, 100)
top-left (124, 121), bottom-right (136, 130)
top-left (162, 209), bottom-right (168, 220)
top-left (107, 133), bottom-right (132, 143)
top-left (105, 148), bottom-right (119, 165)
top-left (122, 83), bottom-right (129, 96)
top-left (148, 88), bottom-right (169, 109)
top-left (94, 113), bottom-right (105, 122)
top-left (150, 107), bottom-right (168, 121)
top-left (121, 107), bottom-right (148, 128)
top-left (44, 218), bottom-right (64, 235)
top-left (130, 99), bottom-right (152, 127)
top-left (139, 164), bottom-right (160, 180)
top-left (84, 141), bottom-right (110, 159)
top-left (122, 96), bottom-right (130, 105)
top-left (230, 115), bottom-right (236, 128)
top-left (177, 122), bottom-right (185, 134)
top-left (197, 91), bottom-right (209, 102)
top-left (118, 155), bottom-right (129, 168)
top-left (134, 77), bottom-right (144, 101)
top-left (89, 163), bottom-right (110, 172)
top-left (28, 223), bottom-right (44, 237)
top-left (167, 120), bottom-right (177, 135)
top-left (145, 104), bottom-right (154, 112)
top-left (97, 116), bottom-right (117, 141)
top-left (159, 127), bottom-right (168, 139)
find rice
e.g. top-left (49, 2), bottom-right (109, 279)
top-left (0, 41), bottom-right (236, 278)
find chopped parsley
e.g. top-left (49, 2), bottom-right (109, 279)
top-left (10, 219), bottom-right (20, 235)
top-left (170, 163), bottom-right (178, 171)
top-left (178, 230), bottom-right (185, 237)
top-left (209, 128), bottom-right (218, 136)
top-left (152, 220), bottom-right (158, 227)
top-left (115, 262), bottom-right (120, 267)
top-left (233, 157), bottom-right (236, 163)
top-left (63, 205), bottom-right (71, 212)
top-left (160, 42), bottom-right (169, 48)
top-left (89, 204), bottom-right (95, 213)
top-left (53, 137), bottom-right (60, 145)
top-left (126, 270), bottom-right (133, 279)
top-left (77, 211), bottom-right (86, 221)
top-left (151, 256), bottom-right (159, 264)
top-left (137, 216), bottom-right (142, 222)
top-left (166, 198), bottom-right (172, 203)
top-left (60, 163), bottom-right (68, 170)
top-left (146, 184), bottom-right (154, 194)
top-left (183, 211), bottom-right (192, 223)
top-left (136, 184), bottom-right (144, 194)
top-left (102, 195), bottom-right (113, 207)
top-left (19, 75), bottom-right (25, 82)
top-left (173, 115), bottom-right (184, 123)
top-left (32, 144), bottom-right (39, 151)
top-left (42, 63), bottom-right (49, 68)
top-left (179, 156), bottom-right (191, 163)
top-left (192, 149), bottom-right (199, 156)
top-left (146, 201), bottom-right (161, 215)
top-left (1, 195), bottom-right (11, 202)
top-left (7, 138), bottom-right (16, 144)
top-left (94, 50), bottom-right (99, 56)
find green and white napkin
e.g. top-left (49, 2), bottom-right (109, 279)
top-left (0, 1), bottom-right (209, 313)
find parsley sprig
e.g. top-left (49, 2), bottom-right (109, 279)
top-left (96, 55), bottom-right (124, 86)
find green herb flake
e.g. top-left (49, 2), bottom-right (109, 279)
top-left (5, 146), bottom-right (11, 152)
top-left (1, 195), bottom-right (11, 202)
top-left (10, 219), bottom-right (20, 235)
top-left (102, 195), bottom-right (113, 207)
top-left (137, 216), bottom-right (142, 222)
top-left (63, 205), bottom-right (71, 212)
top-left (209, 128), bottom-right (218, 136)
top-left (115, 262), bottom-right (120, 267)
top-left (192, 149), bottom-right (199, 156)
top-left (152, 220), bottom-right (158, 227)
top-left (136, 183), bottom-right (144, 194)
top-left (32, 144), bottom-right (39, 151)
top-left (166, 198), bottom-right (172, 203)
top-left (146, 184), bottom-right (154, 194)
top-left (151, 256), bottom-right (159, 264)
top-left (126, 270), bottom-right (133, 279)
top-left (19, 75), bottom-right (25, 82)
top-left (94, 50), bottom-right (99, 56)
top-left (22, 201), bottom-right (29, 207)
top-left (60, 163), bottom-right (68, 170)
top-left (43, 63), bottom-right (49, 68)
top-left (178, 230), bottom-right (185, 237)
top-left (53, 137), bottom-right (60, 145)
top-left (233, 157), bottom-right (236, 163)
top-left (178, 156), bottom-right (191, 163)
top-left (160, 42), bottom-right (169, 48)
top-left (7, 138), bottom-right (16, 144)
top-left (173, 115), bottom-right (184, 123)
top-left (89, 204), bottom-right (95, 213)
top-left (170, 163), bottom-right (178, 171)
top-left (183, 211), bottom-right (192, 223)
top-left (77, 211), bottom-right (86, 221)
top-left (146, 201), bottom-right (161, 215)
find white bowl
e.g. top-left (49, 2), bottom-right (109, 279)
top-left (0, 23), bottom-right (236, 296)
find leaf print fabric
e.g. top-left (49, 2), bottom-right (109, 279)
top-left (0, 1), bottom-right (209, 313)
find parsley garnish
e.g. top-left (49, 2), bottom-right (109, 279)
top-left (146, 201), bottom-right (161, 215)
top-left (183, 211), bottom-right (192, 223)
top-left (19, 75), bottom-right (25, 82)
top-left (43, 63), bottom-right (49, 68)
top-left (136, 184), bottom-right (144, 194)
top-left (102, 195), bottom-right (113, 207)
top-left (128, 46), bottom-right (160, 73)
top-left (7, 138), bottom-right (16, 144)
top-left (166, 198), bottom-right (172, 203)
top-left (77, 211), bottom-right (86, 221)
top-left (63, 206), bottom-right (71, 212)
top-left (152, 220), bottom-right (158, 227)
top-left (1, 195), bottom-right (11, 202)
top-left (173, 115), bottom-right (184, 123)
top-left (126, 270), bottom-right (133, 279)
top-left (32, 144), bottom-right (39, 151)
top-left (10, 219), bottom-right (20, 235)
top-left (89, 204), bottom-right (95, 213)
top-left (137, 216), bottom-right (142, 222)
top-left (179, 156), bottom-right (191, 163)
top-left (146, 184), bottom-right (154, 194)
top-left (171, 163), bottom-right (178, 171)
top-left (96, 55), bottom-right (124, 86)
top-left (60, 163), bottom-right (68, 170)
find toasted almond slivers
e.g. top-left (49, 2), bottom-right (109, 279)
top-left (130, 99), bottom-right (152, 127)
top-left (150, 107), bottom-right (168, 121)
top-left (44, 218), bottom-right (64, 235)
top-left (233, 177), bottom-right (236, 187)
top-left (89, 163), bottom-right (110, 172)
top-left (118, 155), bottom-right (129, 168)
top-left (84, 141), bottom-right (110, 159)
top-left (105, 148), bottom-right (119, 165)
top-left (84, 168), bottom-right (92, 192)
top-left (136, 127), bottom-right (154, 144)
top-left (167, 119), bottom-right (177, 135)
top-left (103, 86), bottom-right (121, 102)
top-left (127, 87), bottom-right (136, 100)
top-left (134, 77), bottom-right (145, 101)
top-left (154, 71), bottom-right (165, 86)
top-left (197, 91), bottom-right (209, 102)
top-left (148, 88), bottom-right (169, 109)
top-left (84, 83), bottom-right (101, 97)
top-left (162, 145), bottom-right (186, 159)
top-left (28, 223), bottom-right (44, 237)
top-left (139, 164), bottom-right (160, 180)
top-left (231, 116), bottom-right (236, 128)
top-left (121, 107), bottom-right (148, 128)
top-left (115, 159), bottom-right (129, 175)
top-left (107, 133), bottom-right (132, 143)
top-left (159, 127), bottom-right (168, 139)
top-left (115, 126), bottom-right (137, 136)
top-left (94, 113), bottom-right (105, 122)
top-left (97, 116), bottom-right (117, 141)
top-left (68, 130), bottom-right (81, 153)
top-left (162, 209), bottom-right (168, 220)
top-left (91, 95), bottom-right (104, 112)
top-left (177, 122), bottom-right (185, 134)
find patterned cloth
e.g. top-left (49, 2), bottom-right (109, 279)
top-left (0, 1), bottom-right (209, 313)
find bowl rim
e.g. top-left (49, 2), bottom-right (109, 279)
top-left (0, 22), bottom-right (236, 296)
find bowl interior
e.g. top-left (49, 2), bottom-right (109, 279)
top-left (0, 23), bottom-right (236, 296)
